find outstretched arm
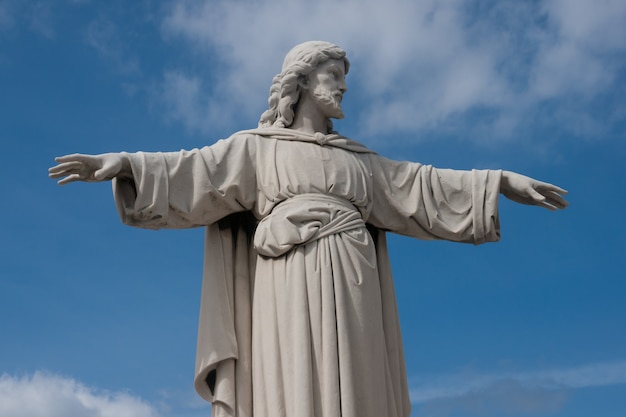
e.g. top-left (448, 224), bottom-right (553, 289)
top-left (500, 171), bottom-right (568, 210)
top-left (49, 153), bottom-right (132, 185)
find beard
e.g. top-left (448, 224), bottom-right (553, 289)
top-left (311, 86), bottom-right (344, 119)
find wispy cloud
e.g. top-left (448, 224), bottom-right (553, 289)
top-left (410, 360), bottom-right (626, 416)
top-left (0, 0), bottom-right (53, 35)
top-left (27, 1), bottom-right (55, 39)
top-left (85, 17), bottom-right (140, 75)
top-left (159, 0), bottom-right (626, 142)
top-left (157, 68), bottom-right (256, 134)
top-left (0, 0), bottom-right (89, 37)
top-left (0, 371), bottom-right (161, 417)
top-left (0, 0), bottom-right (16, 31)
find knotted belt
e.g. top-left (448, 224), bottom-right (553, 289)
top-left (254, 194), bottom-right (365, 257)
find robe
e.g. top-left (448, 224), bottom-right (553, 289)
top-left (112, 128), bottom-right (501, 417)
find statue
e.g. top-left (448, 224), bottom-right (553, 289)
top-left (49, 41), bottom-right (568, 417)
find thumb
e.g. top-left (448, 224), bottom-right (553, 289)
top-left (93, 167), bottom-right (110, 181)
top-left (528, 186), bottom-right (546, 203)
top-left (93, 159), bottom-right (119, 181)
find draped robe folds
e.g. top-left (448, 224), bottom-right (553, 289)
top-left (112, 128), bottom-right (502, 417)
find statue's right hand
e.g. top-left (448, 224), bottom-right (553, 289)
top-left (48, 153), bottom-right (128, 185)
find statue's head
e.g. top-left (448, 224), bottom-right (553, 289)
top-left (259, 41), bottom-right (350, 130)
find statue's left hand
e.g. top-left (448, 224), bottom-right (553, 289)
top-left (500, 171), bottom-right (568, 210)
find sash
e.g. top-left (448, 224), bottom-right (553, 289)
top-left (253, 194), bottom-right (365, 257)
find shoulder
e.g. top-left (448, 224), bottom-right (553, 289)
top-left (208, 129), bottom-right (264, 148)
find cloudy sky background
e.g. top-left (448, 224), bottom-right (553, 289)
top-left (1, 0), bottom-right (625, 416)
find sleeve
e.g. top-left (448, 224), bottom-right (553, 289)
top-left (367, 155), bottom-right (501, 244)
top-left (112, 135), bottom-right (257, 229)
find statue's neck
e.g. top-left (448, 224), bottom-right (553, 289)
top-left (290, 95), bottom-right (330, 134)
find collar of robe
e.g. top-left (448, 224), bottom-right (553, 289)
top-left (237, 127), bottom-right (377, 154)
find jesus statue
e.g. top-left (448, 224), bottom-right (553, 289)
top-left (49, 41), bottom-right (568, 417)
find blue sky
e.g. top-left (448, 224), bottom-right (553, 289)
top-left (1, 0), bottom-right (625, 416)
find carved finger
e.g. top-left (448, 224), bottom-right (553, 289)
top-left (536, 199), bottom-right (558, 211)
top-left (48, 161), bottom-right (84, 175)
top-left (55, 154), bottom-right (94, 163)
top-left (528, 187), bottom-right (547, 204)
top-left (57, 173), bottom-right (82, 186)
top-left (537, 182), bottom-right (568, 195)
top-left (545, 191), bottom-right (568, 209)
top-left (49, 171), bottom-right (69, 179)
top-left (93, 167), bottom-right (115, 181)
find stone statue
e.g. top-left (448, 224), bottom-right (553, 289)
top-left (49, 41), bottom-right (568, 417)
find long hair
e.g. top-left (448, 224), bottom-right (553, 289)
top-left (258, 41), bottom-right (350, 131)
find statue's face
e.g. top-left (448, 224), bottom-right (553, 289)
top-left (305, 58), bottom-right (347, 120)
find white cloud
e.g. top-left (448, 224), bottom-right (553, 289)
top-left (0, 372), bottom-right (161, 417)
top-left (409, 360), bottom-right (626, 415)
top-left (158, 0), bottom-right (626, 142)
top-left (529, 0), bottom-right (626, 100)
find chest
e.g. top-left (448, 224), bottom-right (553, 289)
top-left (260, 140), bottom-right (373, 199)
